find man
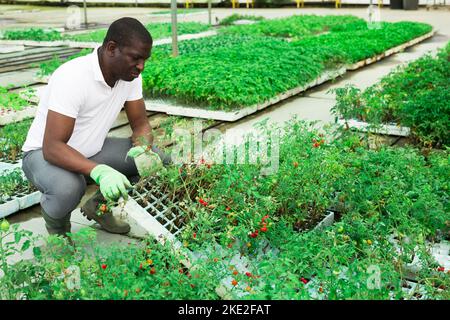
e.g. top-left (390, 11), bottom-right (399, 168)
top-left (21, 17), bottom-right (169, 238)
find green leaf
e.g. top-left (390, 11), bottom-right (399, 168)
top-left (14, 232), bottom-right (22, 244)
top-left (21, 240), bottom-right (31, 251)
top-left (33, 246), bottom-right (42, 258)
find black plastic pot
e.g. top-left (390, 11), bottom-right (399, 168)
top-left (403, 0), bottom-right (419, 10)
top-left (390, 0), bottom-right (404, 9)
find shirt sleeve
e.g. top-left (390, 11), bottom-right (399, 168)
top-left (46, 68), bottom-right (84, 119)
top-left (126, 74), bottom-right (143, 102)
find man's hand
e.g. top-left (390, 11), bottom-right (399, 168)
top-left (127, 145), bottom-right (165, 177)
top-left (90, 164), bottom-right (131, 200)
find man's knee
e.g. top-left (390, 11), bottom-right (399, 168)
top-left (41, 174), bottom-right (87, 219)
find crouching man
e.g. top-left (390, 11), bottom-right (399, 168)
top-left (21, 17), bottom-right (170, 238)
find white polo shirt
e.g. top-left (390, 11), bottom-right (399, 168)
top-left (22, 47), bottom-right (143, 158)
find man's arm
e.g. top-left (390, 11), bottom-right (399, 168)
top-left (124, 98), bottom-right (153, 146)
top-left (42, 110), bottom-right (97, 176)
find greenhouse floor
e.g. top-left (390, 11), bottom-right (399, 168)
top-left (1, 5), bottom-right (449, 263)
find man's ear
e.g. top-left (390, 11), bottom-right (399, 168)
top-left (105, 41), bottom-right (118, 57)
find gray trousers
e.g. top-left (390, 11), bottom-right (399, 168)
top-left (22, 138), bottom-right (138, 220)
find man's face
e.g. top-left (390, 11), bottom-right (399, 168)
top-left (112, 40), bottom-right (152, 82)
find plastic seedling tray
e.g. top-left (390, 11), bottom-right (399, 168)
top-left (0, 190), bottom-right (41, 219)
top-left (0, 156), bottom-right (22, 165)
top-left (0, 163), bottom-right (40, 218)
top-left (0, 105), bottom-right (37, 126)
top-left (313, 211), bottom-right (335, 231)
top-left (337, 119), bottom-right (411, 137)
top-left (0, 160), bottom-right (22, 173)
top-left (145, 67), bottom-right (347, 121)
top-left (129, 180), bottom-right (188, 238)
top-left (346, 30), bottom-right (436, 71)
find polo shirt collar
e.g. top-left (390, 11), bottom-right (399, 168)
top-left (92, 46), bottom-right (112, 87)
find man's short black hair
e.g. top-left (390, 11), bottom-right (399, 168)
top-left (103, 17), bottom-right (152, 48)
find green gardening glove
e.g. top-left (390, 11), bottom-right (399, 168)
top-left (127, 145), bottom-right (164, 177)
top-left (90, 164), bottom-right (132, 201)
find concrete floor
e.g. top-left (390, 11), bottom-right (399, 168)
top-left (0, 5), bottom-right (449, 256)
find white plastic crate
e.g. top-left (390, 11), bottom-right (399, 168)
top-left (0, 191), bottom-right (41, 219)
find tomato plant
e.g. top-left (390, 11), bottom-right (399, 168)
top-left (332, 42), bottom-right (450, 147)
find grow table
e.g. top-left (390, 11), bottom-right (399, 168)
top-left (144, 30), bottom-right (435, 122)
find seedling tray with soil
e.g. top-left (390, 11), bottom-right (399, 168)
top-left (0, 168), bottom-right (40, 219)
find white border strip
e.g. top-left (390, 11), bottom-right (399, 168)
top-left (148, 11), bottom-right (208, 18)
top-left (337, 119), bottom-right (411, 137)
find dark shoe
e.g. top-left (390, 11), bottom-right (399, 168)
top-left (80, 191), bottom-right (130, 234)
top-left (41, 209), bottom-right (71, 238)
top-left (152, 145), bottom-right (172, 166)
